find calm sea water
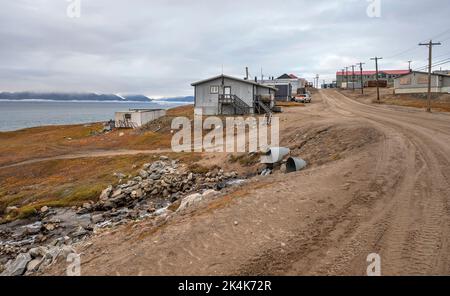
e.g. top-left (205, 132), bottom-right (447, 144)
top-left (0, 101), bottom-right (190, 132)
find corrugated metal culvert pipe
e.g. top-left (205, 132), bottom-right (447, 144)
top-left (260, 147), bottom-right (290, 164)
top-left (286, 157), bottom-right (307, 173)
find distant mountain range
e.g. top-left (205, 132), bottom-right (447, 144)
top-left (154, 96), bottom-right (194, 102)
top-left (0, 92), bottom-right (194, 103)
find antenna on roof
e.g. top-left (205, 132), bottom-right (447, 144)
top-left (221, 64), bottom-right (224, 75)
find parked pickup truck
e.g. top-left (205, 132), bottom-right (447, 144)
top-left (294, 93), bottom-right (312, 103)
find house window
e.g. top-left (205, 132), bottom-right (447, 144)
top-left (210, 86), bottom-right (219, 94)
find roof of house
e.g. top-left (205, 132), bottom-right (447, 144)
top-left (289, 74), bottom-right (298, 79)
top-left (395, 70), bottom-right (450, 78)
top-left (277, 74), bottom-right (292, 79)
top-left (191, 74), bottom-right (278, 91)
top-left (336, 70), bottom-right (410, 76)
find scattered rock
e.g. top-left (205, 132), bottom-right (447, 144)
top-left (26, 258), bottom-right (43, 273)
top-left (139, 170), bottom-right (149, 178)
top-left (149, 173), bottom-right (161, 180)
top-left (6, 206), bottom-right (19, 215)
top-left (91, 214), bottom-right (104, 224)
top-left (111, 189), bottom-right (123, 199)
top-left (99, 186), bottom-right (113, 200)
top-left (0, 253), bottom-right (32, 276)
top-left (24, 222), bottom-right (42, 235)
top-left (0, 156), bottom-right (243, 276)
top-left (71, 226), bottom-right (88, 238)
top-left (82, 203), bottom-right (92, 210)
top-left (44, 223), bottom-right (56, 232)
top-left (28, 247), bottom-right (47, 258)
top-left (178, 193), bottom-right (203, 212)
top-left (113, 173), bottom-right (126, 179)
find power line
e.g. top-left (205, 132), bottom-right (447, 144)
top-left (426, 60), bottom-right (450, 69)
top-left (438, 35), bottom-right (450, 43)
top-left (413, 57), bottom-right (450, 70)
top-left (413, 57), bottom-right (450, 71)
top-left (428, 28), bottom-right (450, 42)
top-left (385, 46), bottom-right (421, 60)
top-left (433, 51), bottom-right (450, 59)
top-left (384, 28), bottom-right (450, 60)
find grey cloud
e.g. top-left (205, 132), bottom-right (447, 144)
top-left (0, 0), bottom-right (449, 96)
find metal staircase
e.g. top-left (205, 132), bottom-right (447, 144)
top-left (255, 98), bottom-right (273, 125)
top-left (219, 95), bottom-right (252, 115)
top-left (219, 94), bottom-right (273, 125)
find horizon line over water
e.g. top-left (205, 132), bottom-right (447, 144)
top-left (0, 100), bottom-right (192, 132)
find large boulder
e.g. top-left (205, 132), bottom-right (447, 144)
top-left (177, 193), bottom-right (203, 212)
top-left (0, 253), bottom-right (32, 276)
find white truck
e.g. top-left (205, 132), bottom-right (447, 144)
top-left (294, 93), bottom-right (312, 103)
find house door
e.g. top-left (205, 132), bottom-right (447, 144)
top-left (224, 86), bottom-right (231, 99)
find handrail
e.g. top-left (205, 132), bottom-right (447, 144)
top-left (219, 94), bottom-right (252, 115)
top-left (255, 99), bottom-right (273, 125)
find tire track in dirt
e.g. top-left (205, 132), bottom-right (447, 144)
top-left (315, 90), bottom-right (450, 275)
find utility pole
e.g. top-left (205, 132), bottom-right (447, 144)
top-left (370, 57), bottom-right (383, 103)
top-left (345, 67), bottom-right (349, 89)
top-left (351, 65), bottom-right (355, 91)
top-left (407, 60), bottom-right (412, 72)
top-left (419, 40), bottom-right (442, 112)
top-left (357, 62), bottom-right (365, 94)
top-left (341, 69), bottom-right (345, 88)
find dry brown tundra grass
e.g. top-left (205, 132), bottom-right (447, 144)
top-left (0, 152), bottom-right (204, 223)
top-left (0, 106), bottom-right (200, 222)
top-left (0, 105), bottom-right (195, 167)
top-left (276, 101), bottom-right (305, 107)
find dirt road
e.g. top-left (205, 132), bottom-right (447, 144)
top-left (47, 90), bottom-right (450, 275)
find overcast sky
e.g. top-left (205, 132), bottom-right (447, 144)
top-left (0, 0), bottom-right (449, 97)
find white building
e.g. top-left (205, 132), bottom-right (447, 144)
top-left (115, 109), bottom-right (166, 128)
top-left (261, 74), bottom-right (307, 101)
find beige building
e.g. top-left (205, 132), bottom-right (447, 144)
top-left (394, 71), bottom-right (450, 94)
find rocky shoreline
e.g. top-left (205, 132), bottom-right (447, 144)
top-left (0, 156), bottom-right (241, 276)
